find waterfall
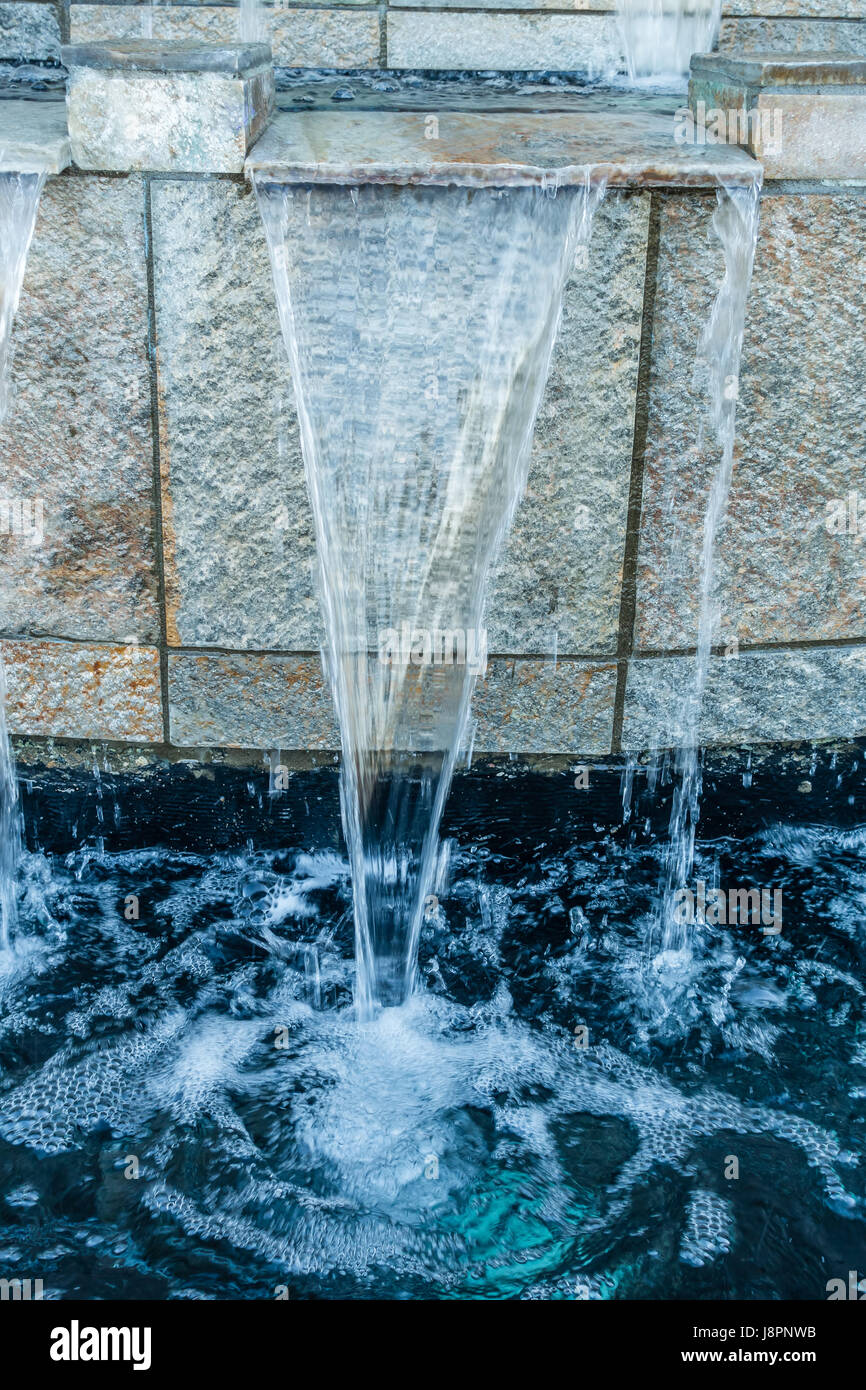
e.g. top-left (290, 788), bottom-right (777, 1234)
top-left (255, 176), bottom-right (605, 1015)
top-left (0, 168), bottom-right (45, 950)
top-left (617, 0), bottom-right (721, 81)
top-left (655, 175), bottom-right (762, 962)
top-left (239, 0), bottom-right (267, 43)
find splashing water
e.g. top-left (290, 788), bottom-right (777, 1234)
top-left (0, 788), bottom-right (862, 1299)
top-left (255, 177), bottom-right (605, 1014)
top-left (656, 178), bottom-right (762, 961)
top-left (616, 0), bottom-right (721, 82)
top-left (0, 169), bottom-right (45, 950)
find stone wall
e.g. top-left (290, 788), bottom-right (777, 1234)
top-left (1, 157), bottom-right (864, 757)
top-left (2, 1), bottom-right (865, 70)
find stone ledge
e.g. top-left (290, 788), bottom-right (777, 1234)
top-left (245, 108), bottom-right (761, 187)
top-left (62, 38), bottom-right (273, 73)
top-left (0, 99), bottom-right (70, 173)
top-left (62, 39), bottom-right (275, 172)
top-left (692, 50), bottom-right (866, 85)
top-left (689, 49), bottom-right (866, 178)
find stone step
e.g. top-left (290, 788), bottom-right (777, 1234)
top-left (688, 50), bottom-right (866, 178)
top-left (245, 106), bottom-right (761, 188)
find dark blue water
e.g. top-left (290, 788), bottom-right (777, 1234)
top-left (0, 751), bottom-right (863, 1299)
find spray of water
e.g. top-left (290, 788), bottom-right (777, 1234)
top-left (616, 0), bottom-right (721, 82)
top-left (0, 168), bottom-right (45, 950)
top-left (656, 176), bottom-right (762, 962)
top-left (255, 176), bottom-right (605, 1015)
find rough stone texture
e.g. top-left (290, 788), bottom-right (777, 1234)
top-left (0, 99), bottom-right (70, 174)
top-left (246, 109), bottom-right (761, 187)
top-left (470, 657), bottom-right (617, 752)
top-left (69, 4), bottom-right (239, 44)
top-left (694, 88), bottom-right (866, 179)
top-left (151, 181), bottom-right (645, 657)
top-left (70, 5), bottom-right (381, 68)
top-left (151, 178), bottom-right (317, 651)
top-left (168, 650), bottom-right (337, 748)
top-left (718, 18), bottom-right (866, 55)
top-left (489, 192), bottom-right (648, 656)
top-left (2, 638), bottom-right (163, 742)
top-left (0, 2), bottom-right (60, 61)
top-left (394, 0), bottom-right (616, 7)
top-left (723, 2), bottom-right (865, 14)
top-left (621, 646), bottom-right (866, 749)
top-left (270, 9), bottom-right (380, 67)
top-left (0, 174), bottom-right (160, 646)
top-left (64, 46), bottom-right (274, 174)
top-left (168, 650), bottom-right (616, 751)
top-left (386, 11), bottom-right (619, 73)
top-left (635, 193), bottom-right (866, 655)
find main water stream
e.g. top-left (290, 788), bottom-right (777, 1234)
top-left (255, 175), bottom-right (605, 1015)
top-left (616, 0), bottom-right (721, 81)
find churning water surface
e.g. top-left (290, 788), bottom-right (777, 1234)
top-left (0, 761), bottom-right (863, 1300)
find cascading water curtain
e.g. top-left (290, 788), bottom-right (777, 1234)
top-left (255, 175), bottom-right (605, 1016)
top-left (239, 0), bottom-right (268, 42)
top-left (656, 175), bottom-right (763, 963)
top-left (616, 0), bottom-right (721, 81)
top-left (0, 167), bottom-right (46, 950)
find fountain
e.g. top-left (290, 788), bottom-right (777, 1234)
top-left (248, 108), bottom-right (760, 1013)
top-left (617, 0), bottom-right (721, 81)
top-left (1, 17), bottom-right (865, 1312)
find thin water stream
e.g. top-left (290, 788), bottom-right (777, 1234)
top-left (654, 177), bottom-right (762, 962)
top-left (0, 168), bottom-right (45, 951)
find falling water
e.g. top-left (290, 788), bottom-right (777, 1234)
top-left (255, 176), bottom-right (604, 1015)
top-left (616, 0), bottom-right (721, 81)
top-left (656, 176), bottom-right (762, 961)
top-left (0, 167), bottom-right (45, 950)
top-left (239, 0), bottom-right (267, 43)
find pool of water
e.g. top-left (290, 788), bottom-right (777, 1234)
top-left (0, 750), bottom-right (863, 1300)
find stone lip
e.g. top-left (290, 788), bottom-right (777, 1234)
top-left (690, 49), bottom-right (866, 89)
top-left (61, 39), bottom-right (273, 77)
top-left (0, 98), bottom-right (70, 173)
top-left (245, 109), bottom-right (761, 188)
